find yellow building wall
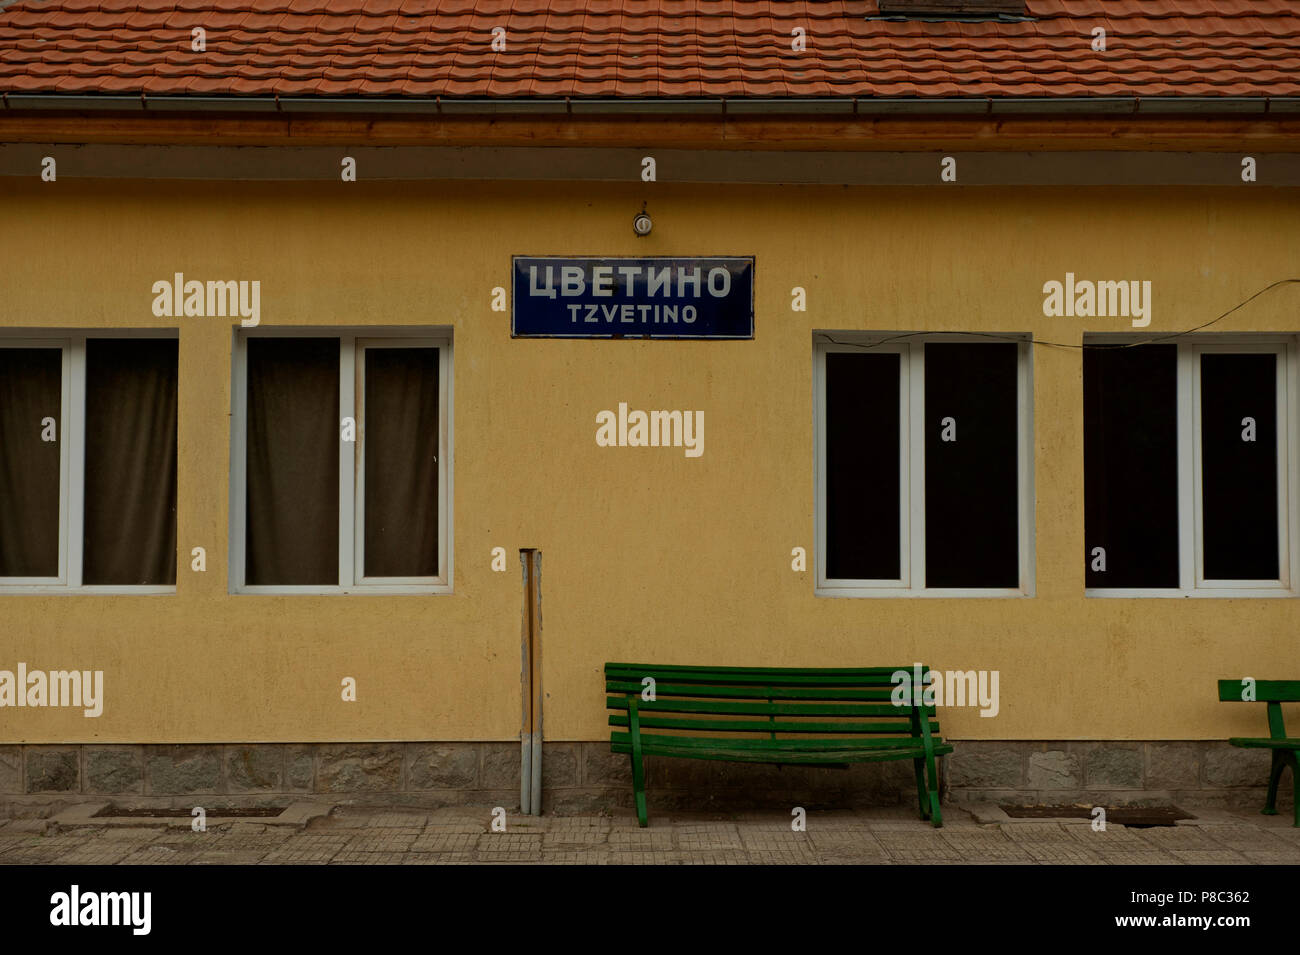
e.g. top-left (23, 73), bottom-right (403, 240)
top-left (2, 178), bottom-right (1299, 745)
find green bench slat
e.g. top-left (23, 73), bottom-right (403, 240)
top-left (609, 714), bottom-right (938, 735)
top-left (611, 732), bottom-right (939, 753)
top-left (1217, 679), bottom-right (1300, 703)
top-left (611, 738), bottom-right (954, 765)
top-left (608, 663), bottom-right (923, 677)
top-left (605, 680), bottom-right (904, 701)
top-left (606, 663), bottom-right (922, 688)
top-left (611, 745), bottom-right (933, 766)
top-left (606, 696), bottom-right (932, 718)
top-left (1227, 737), bottom-right (1300, 750)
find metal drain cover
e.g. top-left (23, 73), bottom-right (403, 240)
top-left (91, 805), bottom-right (287, 819)
top-left (1001, 804), bottom-right (1194, 827)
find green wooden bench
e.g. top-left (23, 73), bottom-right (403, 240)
top-left (606, 662), bottom-right (952, 828)
top-left (1218, 678), bottom-right (1300, 826)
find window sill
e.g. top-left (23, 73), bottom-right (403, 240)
top-left (815, 586), bottom-right (1032, 598)
top-left (1085, 588), bottom-right (1296, 599)
top-left (232, 585), bottom-right (452, 596)
top-left (0, 586), bottom-right (176, 595)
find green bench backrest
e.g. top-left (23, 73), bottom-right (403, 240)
top-left (1218, 678), bottom-right (1300, 740)
top-left (605, 663), bottom-right (940, 739)
top-left (1217, 680), bottom-right (1300, 703)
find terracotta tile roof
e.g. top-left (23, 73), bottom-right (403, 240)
top-left (1, 1), bottom-right (1298, 100)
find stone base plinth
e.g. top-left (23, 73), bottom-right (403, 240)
top-left (0, 740), bottom-right (1289, 818)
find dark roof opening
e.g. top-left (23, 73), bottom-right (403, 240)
top-left (876, 0), bottom-right (1029, 17)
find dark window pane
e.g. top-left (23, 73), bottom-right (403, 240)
top-left (1201, 353), bottom-right (1278, 580)
top-left (825, 352), bottom-right (900, 580)
top-left (363, 348), bottom-right (439, 577)
top-left (246, 338), bottom-right (339, 585)
top-left (0, 349), bottom-right (62, 576)
top-left (1084, 345), bottom-right (1179, 587)
top-left (83, 339), bottom-right (178, 585)
top-left (924, 342), bottom-right (1019, 588)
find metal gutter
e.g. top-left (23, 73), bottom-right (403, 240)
top-left (867, 14), bottom-right (1037, 22)
top-left (569, 97), bottom-right (725, 114)
top-left (2, 92), bottom-right (1297, 116)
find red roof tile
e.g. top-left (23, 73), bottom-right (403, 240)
top-left (1, 1), bottom-right (1299, 100)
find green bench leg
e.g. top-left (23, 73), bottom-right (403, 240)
top-left (912, 758), bottom-right (930, 821)
top-left (630, 751), bottom-right (648, 828)
top-left (913, 753), bottom-right (943, 827)
top-left (913, 712), bottom-right (945, 828)
top-left (1259, 751), bottom-right (1300, 826)
top-left (924, 754), bottom-right (943, 828)
top-left (1263, 750), bottom-right (1286, 816)
top-left (627, 695), bottom-right (649, 827)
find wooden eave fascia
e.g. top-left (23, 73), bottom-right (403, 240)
top-left (3, 96), bottom-right (1300, 150)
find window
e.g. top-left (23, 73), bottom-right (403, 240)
top-left (814, 334), bottom-right (1033, 596)
top-left (230, 330), bottom-right (452, 593)
top-left (1084, 336), bottom-right (1296, 596)
top-left (0, 333), bottom-right (178, 592)
top-left (877, 0), bottom-right (1026, 16)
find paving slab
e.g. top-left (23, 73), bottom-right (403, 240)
top-left (411, 831), bottom-right (479, 852)
top-left (1, 803), bottom-right (1297, 864)
top-left (401, 851), bottom-right (475, 865)
top-left (1019, 843), bottom-right (1106, 864)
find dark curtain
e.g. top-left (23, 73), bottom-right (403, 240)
top-left (1201, 353), bottom-right (1278, 580)
top-left (1083, 345), bottom-right (1179, 587)
top-left (83, 338), bottom-right (178, 585)
top-left (363, 347), bottom-right (439, 577)
top-left (825, 351), bottom-right (901, 580)
top-left (0, 348), bottom-right (62, 577)
top-left (924, 342), bottom-right (1020, 588)
top-left (245, 338), bottom-right (339, 585)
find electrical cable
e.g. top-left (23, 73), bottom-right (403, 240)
top-left (820, 278), bottom-right (1300, 352)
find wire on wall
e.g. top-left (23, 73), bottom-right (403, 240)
top-left (821, 278), bottom-right (1300, 352)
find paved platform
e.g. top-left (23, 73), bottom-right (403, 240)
top-left (2, 804), bottom-right (1298, 865)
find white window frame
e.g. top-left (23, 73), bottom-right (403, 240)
top-left (0, 330), bottom-right (177, 595)
top-left (230, 327), bottom-right (453, 595)
top-left (1086, 334), bottom-right (1298, 598)
top-left (813, 333), bottom-right (1035, 598)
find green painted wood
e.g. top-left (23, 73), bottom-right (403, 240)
top-left (611, 740), bottom-right (954, 764)
top-left (908, 708), bottom-right (929, 822)
top-left (1218, 679), bottom-right (1300, 827)
top-left (608, 714), bottom-right (939, 734)
top-left (1268, 701), bottom-right (1288, 740)
top-left (607, 662), bottom-right (925, 678)
top-left (605, 680), bottom-right (905, 701)
top-left (912, 756), bottom-right (928, 823)
top-left (1261, 750), bottom-right (1300, 826)
top-left (628, 696), bottom-right (648, 828)
top-left (1217, 679), bottom-right (1300, 702)
top-left (607, 661), bottom-right (951, 826)
top-left (916, 692), bottom-right (943, 827)
top-left (605, 697), bottom-right (934, 718)
top-left (608, 742), bottom-right (954, 762)
top-left (610, 731), bottom-right (939, 752)
top-left (606, 664), bottom-right (923, 688)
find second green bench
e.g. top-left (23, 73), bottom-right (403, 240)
top-left (1218, 678), bottom-right (1300, 827)
top-left (606, 662), bottom-right (953, 828)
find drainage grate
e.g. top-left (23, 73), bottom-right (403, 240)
top-left (1001, 805), bottom-right (1194, 827)
top-left (91, 806), bottom-right (287, 819)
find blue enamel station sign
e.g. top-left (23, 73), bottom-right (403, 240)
top-left (512, 256), bottom-right (754, 339)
